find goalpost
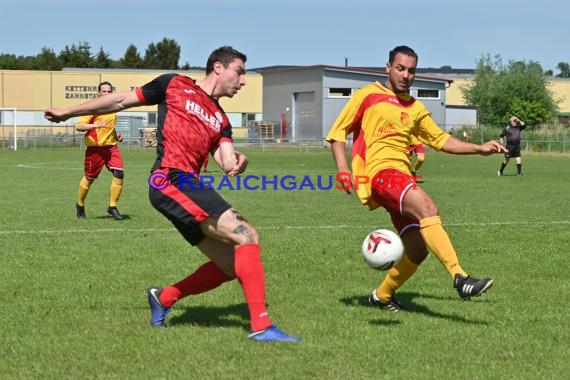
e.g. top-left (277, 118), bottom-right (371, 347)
top-left (0, 108), bottom-right (17, 151)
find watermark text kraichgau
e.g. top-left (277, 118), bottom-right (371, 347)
top-left (147, 171), bottom-right (421, 191)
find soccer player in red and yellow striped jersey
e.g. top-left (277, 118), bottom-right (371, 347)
top-left (74, 82), bottom-right (125, 220)
top-left (327, 45), bottom-right (506, 311)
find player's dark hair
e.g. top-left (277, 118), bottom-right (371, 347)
top-left (98, 81), bottom-right (113, 92)
top-left (206, 46), bottom-right (247, 74)
top-left (389, 46), bottom-right (418, 64)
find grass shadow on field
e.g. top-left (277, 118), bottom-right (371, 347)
top-left (168, 303), bottom-right (250, 330)
top-left (340, 292), bottom-right (492, 326)
top-left (92, 214), bottom-right (133, 220)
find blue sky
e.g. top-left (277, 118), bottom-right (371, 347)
top-left (1, 0), bottom-right (568, 72)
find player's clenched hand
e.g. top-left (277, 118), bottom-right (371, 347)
top-left (337, 171), bottom-right (355, 195)
top-left (44, 108), bottom-right (70, 123)
top-left (228, 150), bottom-right (248, 176)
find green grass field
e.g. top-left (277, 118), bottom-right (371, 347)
top-left (1, 147), bottom-right (568, 379)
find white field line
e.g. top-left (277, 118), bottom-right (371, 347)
top-left (17, 163), bottom-right (78, 170)
top-left (0, 220), bottom-right (569, 236)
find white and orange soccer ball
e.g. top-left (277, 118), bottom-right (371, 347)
top-left (361, 229), bottom-right (404, 270)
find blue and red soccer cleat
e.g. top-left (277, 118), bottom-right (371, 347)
top-left (147, 287), bottom-right (172, 327)
top-left (248, 325), bottom-right (300, 342)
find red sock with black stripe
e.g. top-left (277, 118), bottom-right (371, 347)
top-left (234, 243), bottom-right (273, 332)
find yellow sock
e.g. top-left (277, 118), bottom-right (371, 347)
top-left (419, 216), bottom-right (467, 278)
top-left (375, 253), bottom-right (418, 302)
top-left (109, 177), bottom-right (123, 207)
top-left (77, 176), bottom-right (91, 206)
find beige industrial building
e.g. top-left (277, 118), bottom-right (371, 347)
top-left (0, 69), bottom-right (263, 142)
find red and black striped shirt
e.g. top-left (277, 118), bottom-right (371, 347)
top-left (136, 74), bottom-right (233, 174)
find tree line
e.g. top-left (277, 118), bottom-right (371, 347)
top-left (0, 38), bottom-right (202, 71)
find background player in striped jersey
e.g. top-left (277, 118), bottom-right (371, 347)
top-left (327, 45), bottom-right (506, 312)
top-left (74, 81), bottom-right (125, 220)
top-left (44, 46), bottom-right (299, 342)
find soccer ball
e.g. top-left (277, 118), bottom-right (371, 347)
top-left (361, 229), bottom-right (404, 270)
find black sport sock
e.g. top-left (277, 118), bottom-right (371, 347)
top-left (516, 163), bottom-right (522, 175)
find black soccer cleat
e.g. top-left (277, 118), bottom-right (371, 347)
top-left (454, 274), bottom-right (493, 300)
top-left (368, 290), bottom-right (410, 312)
top-left (107, 206), bottom-right (124, 220)
top-left (76, 203), bottom-right (86, 219)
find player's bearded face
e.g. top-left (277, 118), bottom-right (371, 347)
top-left (386, 54), bottom-right (417, 94)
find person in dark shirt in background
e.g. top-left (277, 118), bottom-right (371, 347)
top-left (498, 116), bottom-right (526, 177)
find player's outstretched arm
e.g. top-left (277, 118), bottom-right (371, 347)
top-left (330, 140), bottom-right (354, 194)
top-left (44, 91), bottom-right (141, 123)
top-left (441, 135), bottom-right (507, 156)
top-left (75, 122), bottom-right (106, 132)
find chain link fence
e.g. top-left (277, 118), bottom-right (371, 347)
top-left (448, 124), bottom-right (569, 153)
top-left (1, 123), bottom-right (569, 153)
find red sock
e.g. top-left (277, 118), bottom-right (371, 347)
top-left (234, 243), bottom-right (272, 332)
top-left (159, 261), bottom-right (232, 308)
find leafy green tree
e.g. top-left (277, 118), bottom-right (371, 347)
top-left (94, 47), bottom-right (113, 68)
top-left (34, 48), bottom-right (62, 70)
top-left (121, 44), bottom-right (144, 68)
top-left (16, 55), bottom-right (36, 70)
top-left (555, 62), bottom-right (570, 78)
top-left (58, 41), bottom-right (94, 68)
top-left (143, 38), bottom-right (180, 69)
top-left (461, 54), bottom-right (498, 124)
top-left (461, 54), bottom-right (558, 126)
top-left (0, 54), bottom-right (40, 70)
top-left (0, 54), bottom-right (19, 69)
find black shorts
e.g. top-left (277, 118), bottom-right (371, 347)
top-left (148, 168), bottom-right (232, 246)
top-left (505, 144), bottom-right (521, 158)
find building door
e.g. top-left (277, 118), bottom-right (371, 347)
top-left (293, 91), bottom-right (318, 143)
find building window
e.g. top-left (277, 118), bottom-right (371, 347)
top-left (242, 113), bottom-right (256, 124)
top-left (417, 89), bottom-right (439, 99)
top-left (328, 88), bottom-right (352, 97)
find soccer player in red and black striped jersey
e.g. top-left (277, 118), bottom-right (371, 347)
top-left (44, 46), bottom-right (299, 342)
top-left (327, 45), bottom-right (506, 312)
